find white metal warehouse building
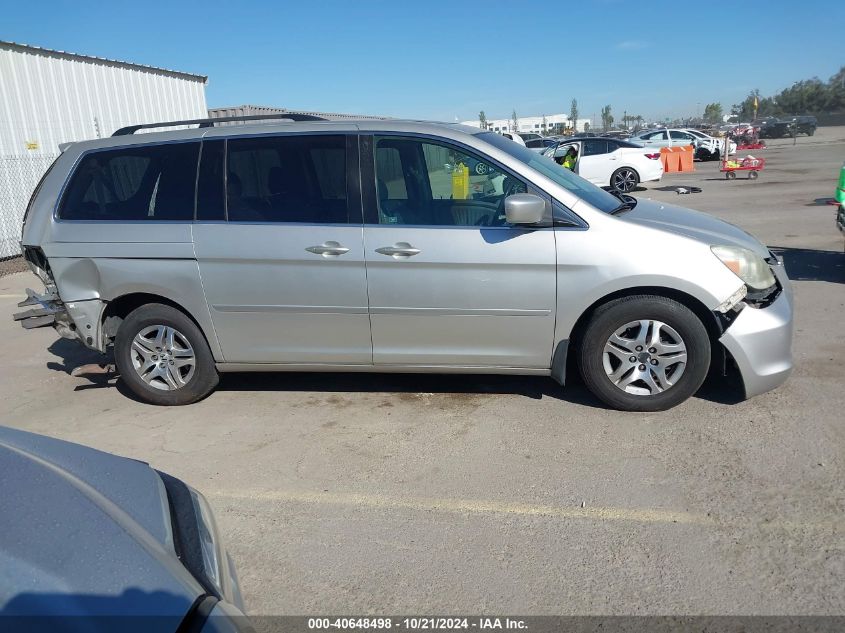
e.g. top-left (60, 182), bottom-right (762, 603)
top-left (0, 41), bottom-right (208, 258)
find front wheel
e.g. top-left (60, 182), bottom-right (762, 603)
top-left (114, 303), bottom-right (219, 405)
top-left (577, 296), bottom-right (711, 411)
top-left (611, 167), bottom-right (639, 193)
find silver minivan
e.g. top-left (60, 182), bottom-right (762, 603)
top-left (15, 115), bottom-right (793, 411)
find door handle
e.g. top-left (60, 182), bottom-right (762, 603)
top-left (306, 241), bottom-right (350, 257)
top-left (375, 243), bottom-right (421, 258)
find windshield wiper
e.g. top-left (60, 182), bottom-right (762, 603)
top-left (610, 198), bottom-right (637, 215)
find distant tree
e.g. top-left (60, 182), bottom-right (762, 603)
top-left (776, 78), bottom-right (828, 115)
top-left (827, 66), bottom-right (845, 111)
top-left (728, 67), bottom-right (845, 120)
top-left (732, 89), bottom-right (777, 120)
top-left (511, 109), bottom-right (519, 132)
top-left (569, 99), bottom-right (579, 132)
top-left (584, 121), bottom-right (590, 132)
top-left (600, 104), bottom-right (614, 130)
top-left (703, 102), bottom-right (723, 123)
top-left (541, 114), bottom-right (548, 134)
top-left (478, 110), bottom-right (487, 130)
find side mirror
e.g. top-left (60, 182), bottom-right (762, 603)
top-left (504, 193), bottom-right (545, 225)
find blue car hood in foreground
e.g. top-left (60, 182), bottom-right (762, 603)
top-left (620, 198), bottom-right (770, 258)
top-left (0, 426), bottom-right (202, 621)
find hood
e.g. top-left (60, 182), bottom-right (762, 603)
top-left (619, 198), bottom-right (770, 257)
top-left (0, 426), bottom-right (200, 618)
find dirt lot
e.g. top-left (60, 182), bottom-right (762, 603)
top-left (0, 128), bottom-right (843, 617)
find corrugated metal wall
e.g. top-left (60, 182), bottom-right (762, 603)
top-left (0, 42), bottom-right (207, 155)
top-left (0, 42), bottom-right (208, 257)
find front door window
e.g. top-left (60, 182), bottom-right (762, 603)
top-left (374, 136), bottom-right (526, 227)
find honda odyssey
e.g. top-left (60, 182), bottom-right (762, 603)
top-left (14, 114), bottom-right (793, 411)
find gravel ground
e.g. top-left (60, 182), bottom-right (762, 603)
top-left (0, 256), bottom-right (27, 278)
top-left (0, 127), bottom-right (842, 618)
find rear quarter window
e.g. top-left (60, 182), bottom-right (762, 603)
top-left (59, 142), bottom-right (200, 221)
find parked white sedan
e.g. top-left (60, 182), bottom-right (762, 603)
top-left (683, 129), bottom-right (737, 160)
top-left (542, 137), bottom-right (663, 192)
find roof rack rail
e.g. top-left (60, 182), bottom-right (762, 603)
top-left (112, 113), bottom-right (328, 136)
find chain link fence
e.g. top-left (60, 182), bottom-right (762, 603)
top-left (0, 154), bottom-right (58, 259)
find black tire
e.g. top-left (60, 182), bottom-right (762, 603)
top-left (695, 147), bottom-right (710, 161)
top-left (726, 171), bottom-right (736, 179)
top-left (748, 170), bottom-right (759, 180)
top-left (611, 167), bottom-right (639, 193)
top-left (808, 129), bottom-right (815, 136)
top-left (712, 149), bottom-right (721, 161)
top-left (114, 303), bottom-right (218, 405)
top-left (577, 295), bottom-right (711, 412)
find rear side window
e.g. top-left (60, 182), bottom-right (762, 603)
top-left (582, 140), bottom-right (609, 156)
top-left (225, 135), bottom-right (348, 223)
top-left (59, 143), bottom-right (199, 221)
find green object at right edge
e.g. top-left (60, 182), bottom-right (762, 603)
top-left (836, 163), bottom-right (845, 204)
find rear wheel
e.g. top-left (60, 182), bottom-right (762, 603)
top-left (578, 295), bottom-right (711, 411)
top-left (611, 167), bottom-right (639, 193)
top-left (114, 303), bottom-right (218, 405)
top-left (748, 170), bottom-right (759, 180)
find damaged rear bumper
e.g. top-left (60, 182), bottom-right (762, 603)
top-left (13, 286), bottom-right (106, 351)
top-left (13, 287), bottom-right (64, 329)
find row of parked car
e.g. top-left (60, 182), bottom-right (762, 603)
top-left (720, 116), bottom-right (818, 139)
top-left (500, 126), bottom-right (735, 193)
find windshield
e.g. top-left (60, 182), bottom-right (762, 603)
top-left (477, 132), bottom-right (621, 214)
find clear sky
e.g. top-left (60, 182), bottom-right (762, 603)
top-left (3, 0), bottom-right (843, 124)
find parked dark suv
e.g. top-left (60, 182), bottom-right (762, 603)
top-left (756, 117), bottom-right (795, 139)
top-left (790, 115), bottom-right (817, 136)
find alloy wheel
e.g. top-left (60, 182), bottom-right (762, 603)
top-left (602, 320), bottom-right (687, 396)
top-left (613, 169), bottom-right (637, 192)
top-left (130, 325), bottom-right (196, 391)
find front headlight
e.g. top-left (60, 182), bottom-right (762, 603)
top-left (189, 488), bottom-right (224, 596)
top-left (157, 470), bottom-right (234, 602)
top-left (711, 245), bottom-right (776, 290)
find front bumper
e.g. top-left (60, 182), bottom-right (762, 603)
top-left (719, 264), bottom-right (793, 399)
